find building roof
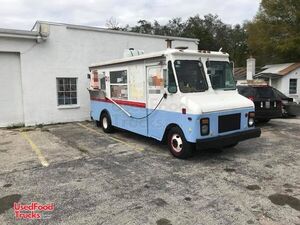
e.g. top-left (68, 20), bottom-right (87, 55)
top-left (233, 67), bottom-right (263, 80)
top-left (256, 62), bottom-right (300, 78)
top-left (33, 21), bottom-right (199, 43)
top-left (233, 67), bottom-right (247, 80)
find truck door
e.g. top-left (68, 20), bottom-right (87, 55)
top-left (146, 65), bottom-right (166, 138)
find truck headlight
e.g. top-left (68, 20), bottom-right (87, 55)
top-left (248, 112), bottom-right (255, 127)
top-left (201, 118), bottom-right (210, 136)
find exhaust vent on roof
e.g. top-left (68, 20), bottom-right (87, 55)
top-left (123, 48), bottom-right (144, 58)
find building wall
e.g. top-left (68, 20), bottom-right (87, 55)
top-left (0, 23), bottom-right (197, 126)
top-left (280, 68), bottom-right (300, 103)
top-left (270, 78), bottom-right (279, 89)
top-left (271, 67), bottom-right (300, 103)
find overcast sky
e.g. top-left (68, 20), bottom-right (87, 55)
top-left (0, 0), bottom-right (261, 30)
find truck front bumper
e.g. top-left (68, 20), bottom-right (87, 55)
top-left (196, 128), bottom-right (261, 150)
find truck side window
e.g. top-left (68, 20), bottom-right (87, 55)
top-left (168, 61), bottom-right (177, 93)
top-left (110, 70), bottom-right (128, 99)
top-left (100, 72), bottom-right (106, 90)
top-left (163, 69), bottom-right (167, 88)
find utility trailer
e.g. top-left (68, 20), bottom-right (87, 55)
top-left (88, 48), bottom-right (261, 158)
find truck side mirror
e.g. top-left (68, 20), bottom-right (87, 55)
top-left (168, 85), bottom-right (177, 93)
top-left (87, 73), bottom-right (91, 79)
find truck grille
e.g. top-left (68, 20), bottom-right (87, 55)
top-left (218, 113), bottom-right (241, 133)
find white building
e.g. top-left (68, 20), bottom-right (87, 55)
top-left (0, 21), bottom-right (198, 127)
top-left (255, 63), bottom-right (300, 103)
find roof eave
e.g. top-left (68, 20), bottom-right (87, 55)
top-left (35, 20), bottom-right (199, 43)
top-left (255, 73), bottom-right (283, 78)
top-left (67, 25), bottom-right (198, 42)
top-left (0, 28), bottom-right (39, 40)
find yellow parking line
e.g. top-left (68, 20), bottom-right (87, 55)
top-left (77, 123), bottom-right (144, 152)
top-left (20, 132), bottom-right (49, 167)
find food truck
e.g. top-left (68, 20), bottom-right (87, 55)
top-left (88, 47), bottom-right (261, 158)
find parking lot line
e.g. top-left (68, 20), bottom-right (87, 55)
top-left (20, 132), bottom-right (49, 167)
top-left (77, 123), bottom-right (144, 152)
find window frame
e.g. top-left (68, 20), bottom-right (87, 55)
top-left (289, 78), bottom-right (297, 94)
top-left (109, 69), bottom-right (128, 100)
top-left (166, 61), bottom-right (177, 93)
top-left (56, 77), bottom-right (78, 106)
top-left (206, 60), bottom-right (236, 90)
top-left (174, 60), bottom-right (208, 93)
top-left (98, 71), bottom-right (106, 90)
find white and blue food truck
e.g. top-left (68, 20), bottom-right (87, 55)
top-left (88, 48), bottom-right (261, 158)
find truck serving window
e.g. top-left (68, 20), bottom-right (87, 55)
top-left (206, 61), bottom-right (236, 90)
top-left (110, 70), bottom-right (128, 99)
top-left (174, 60), bottom-right (208, 93)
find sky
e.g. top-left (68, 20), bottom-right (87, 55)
top-left (0, 0), bottom-right (261, 30)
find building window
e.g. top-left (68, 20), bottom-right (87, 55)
top-left (289, 79), bottom-right (297, 94)
top-left (57, 78), bottom-right (77, 105)
top-left (110, 70), bottom-right (128, 99)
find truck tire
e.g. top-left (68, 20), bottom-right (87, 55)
top-left (167, 127), bottom-right (194, 159)
top-left (101, 112), bottom-right (114, 133)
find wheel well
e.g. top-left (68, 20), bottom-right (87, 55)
top-left (100, 109), bottom-right (109, 121)
top-left (162, 123), bottom-right (181, 144)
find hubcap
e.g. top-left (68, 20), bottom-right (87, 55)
top-left (102, 117), bottom-right (108, 129)
top-left (171, 133), bottom-right (183, 152)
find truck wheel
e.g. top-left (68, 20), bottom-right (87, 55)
top-left (167, 127), bottom-right (194, 159)
top-left (101, 112), bottom-right (114, 133)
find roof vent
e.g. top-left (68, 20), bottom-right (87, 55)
top-left (123, 48), bottom-right (144, 58)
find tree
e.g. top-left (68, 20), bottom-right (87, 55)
top-left (184, 14), bottom-right (217, 50)
top-left (131, 20), bottom-right (154, 34)
top-left (183, 14), bottom-right (248, 65)
top-left (227, 24), bottom-right (248, 67)
top-left (166, 17), bottom-right (186, 37)
top-left (247, 0), bottom-right (300, 65)
top-left (105, 17), bottom-right (120, 30)
top-left (115, 14), bottom-right (249, 66)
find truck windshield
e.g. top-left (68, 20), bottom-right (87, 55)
top-left (206, 61), bottom-right (236, 90)
top-left (174, 60), bottom-right (208, 93)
